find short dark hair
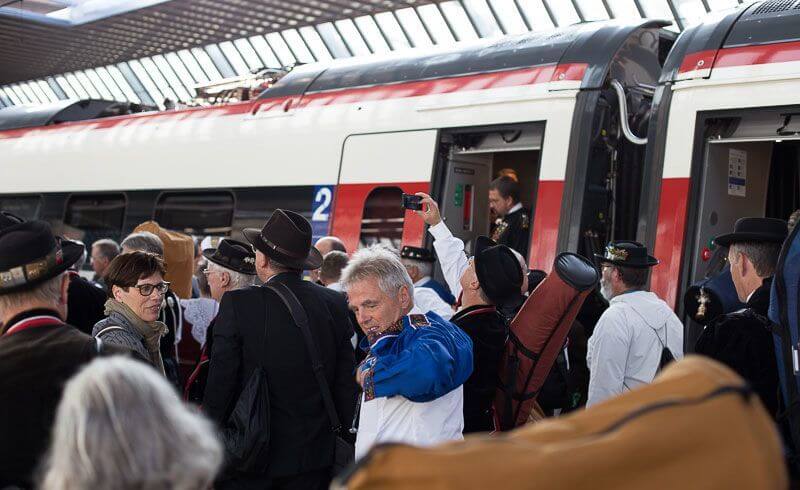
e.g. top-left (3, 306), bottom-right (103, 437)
top-left (105, 251), bottom-right (167, 298)
top-left (731, 242), bottom-right (781, 277)
top-left (614, 265), bottom-right (649, 290)
top-left (489, 176), bottom-right (520, 203)
top-left (320, 251), bottom-right (349, 283)
top-left (92, 239), bottom-right (121, 261)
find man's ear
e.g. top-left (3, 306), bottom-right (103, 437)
top-left (59, 274), bottom-right (70, 305)
top-left (399, 285), bottom-right (412, 309)
top-left (221, 271), bottom-right (231, 287)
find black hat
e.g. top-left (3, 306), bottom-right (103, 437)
top-left (400, 246), bottom-right (435, 263)
top-left (0, 211), bottom-right (23, 231)
top-left (713, 217), bottom-right (788, 248)
top-left (243, 209), bottom-right (322, 270)
top-left (0, 221), bottom-right (84, 295)
top-left (474, 235), bottom-right (523, 304)
top-left (595, 241), bottom-right (659, 268)
top-left (203, 239), bottom-right (256, 275)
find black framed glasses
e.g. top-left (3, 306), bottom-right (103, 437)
top-left (132, 282), bottom-right (170, 296)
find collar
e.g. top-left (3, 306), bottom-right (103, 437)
top-left (2, 308), bottom-right (63, 336)
top-left (745, 289), bottom-right (757, 304)
top-left (452, 304), bottom-right (495, 322)
top-left (506, 203), bottom-right (523, 216)
top-left (414, 276), bottom-right (432, 288)
top-left (365, 317), bottom-right (405, 348)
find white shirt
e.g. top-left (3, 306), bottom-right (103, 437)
top-left (586, 290), bottom-right (684, 407)
top-left (355, 385), bottom-right (464, 459)
top-left (505, 202), bottom-right (523, 216)
top-left (412, 276), bottom-right (453, 320)
top-left (428, 221), bottom-right (469, 300)
top-left (326, 281), bottom-right (343, 293)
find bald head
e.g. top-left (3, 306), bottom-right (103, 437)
top-left (315, 236), bottom-right (346, 256)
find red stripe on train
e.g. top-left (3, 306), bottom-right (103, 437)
top-left (678, 40), bottom-right (800, 74)
top-left (529, 180), bottom-right (563, 272)
top-left (651, 177), bottom-right (691, 309)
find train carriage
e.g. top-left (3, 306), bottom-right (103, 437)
top-left (0, 19), bottom-right (673, 277)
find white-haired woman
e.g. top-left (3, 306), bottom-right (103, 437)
top-left (40, 356), bottom-right (223, 490)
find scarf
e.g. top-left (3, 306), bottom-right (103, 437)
top-left (104, 299), bottom-right (167, 375)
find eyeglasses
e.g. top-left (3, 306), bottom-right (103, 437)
top-left (131, 282), bottom-right (170, 296)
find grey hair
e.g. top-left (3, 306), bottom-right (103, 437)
top-left (0, 274), bottom-right (63, 320)
top-left (121, 232), bottom-right (164, 257)
top-left (730, 241), bottom-right (781, 278)
top-left (92, 239), bottom-right (121, 261)
top-left (206, 261), bottom-right (256, 290)
top-left (39, 356), bottom-right (223, 490)
top-left (401, 258), bottom-right (433, 279)
top-left (341, 245), bottom-right (414, 299)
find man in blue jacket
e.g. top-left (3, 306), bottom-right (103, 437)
top-left (341, 245), bottom-right (473, 459)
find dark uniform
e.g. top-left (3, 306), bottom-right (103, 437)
top-left (491, 206), bottom-right (531, 259)
top-left (450, 304), bottom-right (507, 433)
top-left (695, 278), bottom-right (779, 417)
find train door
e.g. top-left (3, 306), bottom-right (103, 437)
top-left (331, 130), bottom-right (438, 252)
top-left (434, 123), bottom-right (544, 258)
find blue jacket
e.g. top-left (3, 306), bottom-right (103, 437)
top-left (360, 312), bottom-right (473, 403)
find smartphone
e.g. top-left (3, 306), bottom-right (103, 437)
top-left (401, 193), bottom-right (423, 211)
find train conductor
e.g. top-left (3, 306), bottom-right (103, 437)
top-left (488, 176), bottom-right (531, 259)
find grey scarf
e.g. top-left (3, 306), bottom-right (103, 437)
top-left (104, 299), bottom-right (167, 374)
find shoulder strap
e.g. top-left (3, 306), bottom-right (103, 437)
top-left (96, 325), bottom-right (126, 338)
top-left (267, 282), bottom-right (342, 433)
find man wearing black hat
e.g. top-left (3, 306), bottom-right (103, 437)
top-left (586, 241), bottom-right (684, 407)
top-left (203, 210), bottom-right (356, 489)
top-left (0, 221), bottom-right (118, 488)
top-left (400, 246), bottom-right (454, 321)
top-left (415, 193), bottom-right (524, 432)
top-left (696, 217), bottom-right (787, 417)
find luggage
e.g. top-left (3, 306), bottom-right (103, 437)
top-left (494, 252), bottom-right (598, 429)
top-left (334, 357), bottom-right (787, 490)
top-left (133, 221), bottom-right (195, 298)
top-left (769, 220), bottom-right (800, 465)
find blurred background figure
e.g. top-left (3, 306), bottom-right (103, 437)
top-left (310, 236), bottom-right (346, 284)
top-left (400, 246), bottom-right (454, 320)
top-left (319, 250), bottom-right (349, 291)
top-left (90, 238), bottom-right (121, 291)
top-left (66, 239), bottom-right (106, 335)
top-left (40, 356), bottom-right (222, 490)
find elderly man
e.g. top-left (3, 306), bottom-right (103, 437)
top-left (696, 217), bottom-right (787, 418)
top-left (400, 246), bottom-right (454, 320)
top-left (183, 239), bottom-right (256, 402)
top-left (91, 238), bottom-right (120, 289)
top-left (342, 246), bottom-right (473, 457)
top-left (586, 241), bottom-right (684, 407)
top-left (0, 221), bottom-right (118, 488)
top-left (204, 210), bottom-right (356, 489)
top-left (310, 235), bottom-right (347, 284)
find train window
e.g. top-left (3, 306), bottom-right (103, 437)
top-left (0, 195), bottom-right (41, 221)
top-left (155, 191), bottom-right (235, 235)
top-left (64, 193), bottom-right (126, 244)
top-left (360, 187), bottom-right (404, 249)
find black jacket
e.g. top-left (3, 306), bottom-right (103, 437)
top-left (492, 206), bottom-right (531, 259)
top-left (451, 304), bottom-right (508, 433)
top-left (695, 278), bottom-right (779, 417)
top-left (204, 273), bottom-right (357, 480)
top-left (0, 310), bottom-right (108, 489)
top-left (67, 274), bottom-right (106, 335)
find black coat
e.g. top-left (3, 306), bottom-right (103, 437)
top-left (695, 278), bottom-right (779, 417)
top-left (204, 273), bottom-right (357, 481)
top-left (492, 206), bottom-right (531, 259)
top-left (451, 304), bottom-right (508, 433)
top-left (0, 310), bottom-right (106, 489)
top-left (67, 274), bottom-right (106, 335)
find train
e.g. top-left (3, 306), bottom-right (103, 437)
top-left (0, 0), bottom-right (798, 349)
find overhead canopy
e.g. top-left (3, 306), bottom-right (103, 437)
top-left (0, 0), bottom-right (440, 85)
top-left (0, 99), bottom-right (152, 131)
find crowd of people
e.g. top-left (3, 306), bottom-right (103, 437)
top-left (0, 173), bottom-right (795, 489)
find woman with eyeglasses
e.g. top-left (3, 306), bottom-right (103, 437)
top-left (92, 251), bottom-right (171, 375)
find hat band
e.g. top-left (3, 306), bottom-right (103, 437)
top-left (261, 233), bottom-right (305, 260)
top-left (0, 241), bottom-right (64, 290)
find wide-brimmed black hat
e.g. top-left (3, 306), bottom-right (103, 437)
top-left (203, 238), bottom-right (256, 275)
top-left (595, 241), bottom-right (659, 268)
top-left (0, 221), bottom-right (84, 295)
top-left (0, 211), bottom-right (23, 231)
top-left (474, 235), bottom-right (523, 304)
top-left (400, 246), bottom-right (435, 263)
top-left (243, 209), bottom-right (322, 270)
top-left (714, 217), bottom-right (788, 248)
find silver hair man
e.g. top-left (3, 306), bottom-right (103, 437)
top-left (341, 245), bottom-right (414, 300)
top-left (0, 274), bottom-right (65, 321)
top-left (40, 356), bottom-right (222, 490)
top-left (121, 232), bottom-right (164, 256)
top-left (205, 260), bottom-right (256, 300)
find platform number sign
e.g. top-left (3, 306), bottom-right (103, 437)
top-left (311, 185), bottom-right (334, 239)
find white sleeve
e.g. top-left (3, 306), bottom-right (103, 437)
top-left (586, 309), bottom-right (630, 407)
top-left (429, 221), bottom-right (468, 299)
top-left (413, 287), bottom-right (454, 320)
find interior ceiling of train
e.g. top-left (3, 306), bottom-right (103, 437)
top-left (0, 0), bottom-right (756, 110)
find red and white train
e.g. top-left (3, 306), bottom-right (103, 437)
top-left (0, 0), bottom-right (798, 345)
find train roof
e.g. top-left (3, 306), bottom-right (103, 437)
top-left (661, 0), bottom-right (800, 83)
top-left (0, 99), bottom-right (156, 131)
top-left (261, 19), bottom-right (671, 99)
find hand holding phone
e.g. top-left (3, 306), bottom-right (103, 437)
top-left (401, 193), bottom-right (423, 211)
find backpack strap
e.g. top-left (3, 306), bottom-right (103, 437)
top-left (95, 325), bottom-right (126, 338)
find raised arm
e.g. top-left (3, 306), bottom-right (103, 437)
top-left (416, 193), bottom-right (468, 299)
